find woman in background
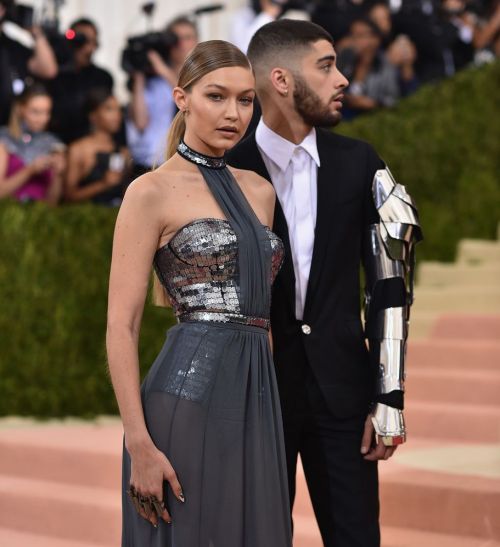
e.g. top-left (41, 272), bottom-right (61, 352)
top-left (65, 88), bottom-right (130, 206)
top-left (0, 84), bottom-right (65, 204)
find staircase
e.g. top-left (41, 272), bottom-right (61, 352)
top-left (0, 233), bottom-right (499, 546)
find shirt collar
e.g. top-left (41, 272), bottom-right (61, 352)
top-left (255, 118), bottom-right (320, 172)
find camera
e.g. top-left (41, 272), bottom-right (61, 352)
top-left (121, 30), bottom-right (178, 74)
top-left (1, 1), bottom-right (34, 29)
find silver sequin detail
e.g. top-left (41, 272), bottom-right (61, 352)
top-left (179, 311), bottom-right (270, 330)
top-left (154, 218), bottom-right (284, 321)
top-left (163, 331), bottom-right (219, 404)
top-left (177, 140), bottom-right (226, 169)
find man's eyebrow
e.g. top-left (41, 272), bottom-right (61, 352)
top-left (316, 55), bottom-right (336, 64)
top-left (204, 84), bottom-right (255, 93)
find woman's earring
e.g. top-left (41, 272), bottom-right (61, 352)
top-left (283, 90), bottom-right (288, 97)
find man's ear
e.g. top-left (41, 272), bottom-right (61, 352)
top-left (269, 67), bottom-right (291, 98)
top-left (173, 87), bottom-right (188, 112)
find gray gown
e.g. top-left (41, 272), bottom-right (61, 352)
top-left (121, 145), bottom-right (292, 547)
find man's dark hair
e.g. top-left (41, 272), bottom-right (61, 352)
top-left (247, 19), bottom-right (334, 72)
top-left (70, 17), bottom-right (98, 33)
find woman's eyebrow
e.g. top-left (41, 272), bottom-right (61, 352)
top-left (204, 84), bottom-right (255, 93)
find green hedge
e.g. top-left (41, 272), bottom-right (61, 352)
top-left (0, 202), bottom-right (176, 417)
top-left (338, 60), bottom-right (500, 261)
top-left (1, 62), bottom-right (498, 417)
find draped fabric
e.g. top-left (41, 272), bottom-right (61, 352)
top-left (121, 164), bottom-right (292, 547)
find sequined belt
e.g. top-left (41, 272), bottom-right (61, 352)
top-left (178, 311), bottom-right (270, 330)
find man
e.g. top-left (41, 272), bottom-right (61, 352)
top-left (126, 16), bottom-right (198, 176)
top-left (227, 19), bottom-right (422, 547)
top-left (48, 18), bottom-right (114, 143)
top-left (0, 0), bottom-right (57, 124)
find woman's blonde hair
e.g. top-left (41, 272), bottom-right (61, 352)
top-left (8, 84), bottom-right (52, 140)
top-left (153, 40), bottom-right (252, 306)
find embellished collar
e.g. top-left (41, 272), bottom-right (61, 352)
top-left (177, 139), bottom-right (226, 170)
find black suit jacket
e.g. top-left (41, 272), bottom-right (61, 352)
top-left (227, 128), bottom-right (384, 419)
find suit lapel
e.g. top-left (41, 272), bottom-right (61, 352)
top-left (303, 130), bottom-right (336, 319)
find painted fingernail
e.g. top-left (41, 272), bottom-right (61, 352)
top-left (361, 446), bottom-right (368, 454)
top-left (179, 491), bottom-right (185, 503)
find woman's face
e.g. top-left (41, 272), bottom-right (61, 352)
top-left (178, 66), bottom-right (255, 155)
top-left (20, 95), bottom-right (52, 133)
top-left (91, 96), bottom-right (122, 134)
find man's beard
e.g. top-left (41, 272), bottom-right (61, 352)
top-left (293, 73), bottom-right (342, 128)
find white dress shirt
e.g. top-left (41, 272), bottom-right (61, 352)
top-left (255, 119), bottom-right (320, 320)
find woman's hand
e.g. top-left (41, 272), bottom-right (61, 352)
top-left (29, 155), bottom-right (53, 175)
top-left (127, 438), bottom-right (185, 527)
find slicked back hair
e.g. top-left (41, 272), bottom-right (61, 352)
top-left (247, 19), bottom-right (334, 74)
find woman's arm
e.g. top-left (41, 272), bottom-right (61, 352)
top-left (65, 144), bottom-right (121, 202)
top-left (129, 73), bottom-right (150, 132)
top-left (106, 177), bottom-right (183, 526)
top-left (45, 150), bottom-right (66, 205)
top-left (0, 144), bottom-right (51, 199)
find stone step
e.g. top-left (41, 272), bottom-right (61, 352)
top-left (405, 400), bottom-right (500, 443)
top-left (0, 421), bottom-right (122, 489)
top-left (293, 452), bottom-right (500, 541)
top-left (1, 421), bottom-right (499, 544)
top-left (413, 286), bottom-right (500, 313)
top-left (408, 310), bottom-right (438, 339)
top-left (407, 339), bottom-right (500, 371)
top-left (418, 261), bottom-right (500, 287)
top-left (430, 314), bottom-right (500, 340)
top-left (292, 515), bottom-right (500, 547)
top-left (457, 239), bottom-right (500, 265)
top-left (0, 474), bottom-right (120, 545)
top-left (379, 465), bottom-right (500, 540)
top-left (0, 528), bottom-right (106, 547)
top-left (408, 367), bottom-right (500, 406)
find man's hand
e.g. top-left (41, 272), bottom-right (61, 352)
top-left (360, 414), bottom-right (398, 461)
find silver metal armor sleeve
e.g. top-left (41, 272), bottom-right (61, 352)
top-left (364, 168), bottom-right (422, 446)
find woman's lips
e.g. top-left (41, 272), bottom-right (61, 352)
top-left (217, 127), bottom-right (239, 136)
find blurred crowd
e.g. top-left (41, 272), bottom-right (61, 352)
top-left (1, 0), bottom-right (499, 206)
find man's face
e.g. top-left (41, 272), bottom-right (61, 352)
top-left (72, 24), bottom-right (99, 68)
top-left (170, 23), bottom-right (198, 67)
top-left (292, 39), bottom-right (349, 127)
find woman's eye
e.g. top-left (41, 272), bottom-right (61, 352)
top-left (239, 97), bottom-right (254, 105)
top-left (208, 94), bottom-right (223, 101)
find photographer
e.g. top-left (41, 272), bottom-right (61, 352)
top-left (126, 16), bottom-right (198, 176)
top-left (0, 0), bottom-right (58, 125)
top-left (231, 0), bottom-right (285, 53)
top-left (47, 17), bottom-right (114, 144)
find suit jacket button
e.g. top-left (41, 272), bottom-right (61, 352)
top-left (301, 324), bottom-right (312, 335)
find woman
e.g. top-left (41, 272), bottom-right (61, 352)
top-left (106, 40), bottom-right (292, 546)
top-left (65, 88), bottom-right (130, 206)
top-left (0, 84), bottom-right (65, 204)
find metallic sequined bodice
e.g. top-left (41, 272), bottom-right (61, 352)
top-left (154, 218), bottom-right (284, 319)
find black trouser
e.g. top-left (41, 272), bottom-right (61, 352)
top-left (282, 368), bottom-right (380, 547)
